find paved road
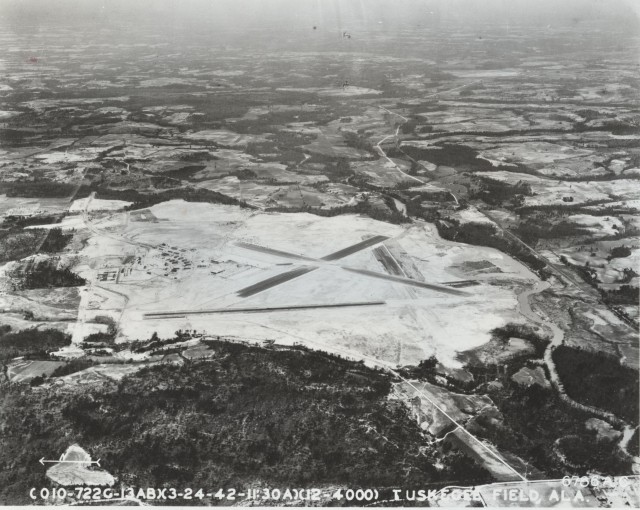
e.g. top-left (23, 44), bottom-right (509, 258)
top-left (480, 209), bottom-right (584, 288)
top-left (227, 316), bottom-right (528, 482)
top-left (375, 102), bottom-right (632, 427)
top-left (373, 103), bottom-right (633, 440)
top-left (374, 128), bottom-right (425, 184)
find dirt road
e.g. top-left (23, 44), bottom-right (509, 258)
top-left (516, 280), bottom-right (624, 427)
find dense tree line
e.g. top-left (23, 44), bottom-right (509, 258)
top-left (179, 151), bottom-right (215, 162)
top-left (436, 219), bottom-right (550, 278)
top-left (472, 179), bottom-right (533, 208)
top-left (398, 356), bottom-right (443, 383)
top-left (552, 345), bottom-right (639, 423)
top-left (82, 332), bottom-right (116, 345)
top-left (482, 372), bottom-right (632, 477)
top-left (49, 358), bottom-right (94, 378)
top-left (491, 323), bottom-right (550, 357)
top-left (1, 214), bottom-right (63, 230)
top-left (129, 330), bottom-right (191, 353)
top-left (40, 227), bottom-right (73, 252)
top-left (74, 185), bottom-right (253, 211)
top-left (601, 284), bottom-right (639, 306)
top-left (608, 246), bottom-right (632, 260)
top-left (0, 229), bottom-right (46, 264)
top-left (0, 218), bottom-right (71, 264)
top-left (388, 143), bottom-right (493, 169)
top-left (0, 180), bottom-right (77, 199)
top-left (333, 157), bottom-right (355, 178)
top-left (162, 165), bottom-right (207, 179)
top-left (125, 188), bottom-right (253, 211)
top-left (0, 327), bottom-right (70, 361)
top-left (20, 261), bottom-right (85, 289)
top-left (515, 220), bottom-right (592, 244)
top-left (267, 201), bottom-right (408, 225)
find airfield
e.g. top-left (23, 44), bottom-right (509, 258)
top-left (60, 199), bottom-right (540, 368)
top-left (0, 9), bottom-right (637, 495)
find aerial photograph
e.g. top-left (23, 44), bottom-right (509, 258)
top-left (0, 0), bottom-right (638, 507)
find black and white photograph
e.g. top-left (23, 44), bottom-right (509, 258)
top-left (0, 0), bottom-right (638, 507)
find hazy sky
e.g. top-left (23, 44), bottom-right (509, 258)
top-left (1, 0), bottom-right (638, 62)
top-left (2, 0), bottom-right (638, 32)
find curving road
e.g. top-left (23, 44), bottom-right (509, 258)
top-left (516, 280), bottom-right (624, 427)
top-left (376, 98), bottom-right (629, 429)
top-left (375, 101), bottom-right (633, 442)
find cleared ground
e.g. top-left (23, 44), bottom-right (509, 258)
top-left (46, 444), bottom-right (115, 487)
top-left (6, 360), bottom-right (65, 383)
top-left (68, 200), bottom-right (540, 368)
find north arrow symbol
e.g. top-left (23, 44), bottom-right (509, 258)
top-left (39, 457), bottom-right (100, 467)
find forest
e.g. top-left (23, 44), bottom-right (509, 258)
top-left (552, 345), bottom-right (639, 423)
top-left (0, 341), bottom-right (491, 505)
top-left (267, 201), bottom-right (408, 225)
top-left (39, 227), bottom-right (74, 253)
top-left (73, 184), bottom-right (252, 211)
top-left (0, 180), bottom-right (77, 198)
top-left (387, 143), bottom-right (495, 170)
top-left (0, 229), bottom-right (45, 264)
top-left (19, 261), bottom-right (86, 289)
top-left (0, 218), bottom-right (70, 264)
top-left (0, 327), bottom-right (70, 361)
top-left (601, 284), bottom-right (640, 306)
top-left (481, 366), bottom-right (632, 477)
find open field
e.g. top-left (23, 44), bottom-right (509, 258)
top-left (45, 363), bottom-right (146, 387)
top-left (0, 196), bottom-right (70, 218)
top-left (6, 359), bottom-right (66, 383)
top-left (478, 171), bottom-right (640, 207)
